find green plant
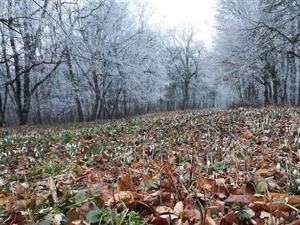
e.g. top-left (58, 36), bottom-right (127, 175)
top-left (285, 180), bottom-right (298, 194)
top-left (40, 159), bottom-right (69, 176)
top-left (232, 203), bottom-right (251, 220)
top-left (138, 178), bottom-right (157, 192)
top-left (175, 154), bottom-right (187, 164)
top-left (29, 165), bottom-right (43, 176)
top-left (249, 175), bottom-right (280, 194)
top-left (60, 131), bottom-right (73, 143)
top-left (123, 210), bottom-right (145, 225)
top-left (86, 208), bottom-right (145, 225)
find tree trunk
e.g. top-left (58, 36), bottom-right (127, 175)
top-left (97, 79), bottom-right (112, 119)
top-left (122, 90), bottom-right (128, 116)
top-left (0, 94), bottom-right (6, 126)
top-left (9, 28), bottom-right (23, 124)
top-left (289, 45), bottom-right (296, 106)
top-left (270, 63), bottom-right (279, 105)
top-left (0, 25), bottom-right (10, 126)
top-left (282, 56), bottom-right (288, 105)
top-left (111, 87), bottom-right (122, 118)
top-left (182, 79), bottom-right (190, 109)
top-left (65, 47), bottom-right (84, 122)
top-left (263, 73), bottom-right (270, 106)
top-left (91, 69), bottom-right (100, 120)
top-left (75, 97), bottom-right (84, 122)
top-left (35, 91), bottom-right (42, 124)
top-left (20, 71), bottom-right (31, 125)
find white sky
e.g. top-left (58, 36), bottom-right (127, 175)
top-left (144, 0), bottom-right (217, 47)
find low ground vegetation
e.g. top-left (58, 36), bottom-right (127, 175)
top-left (1, 108), bottom-right (300, 224)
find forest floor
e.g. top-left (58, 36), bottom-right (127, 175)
top-left (1, 107), bottom-right (300, 224)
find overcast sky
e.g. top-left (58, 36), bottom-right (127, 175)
top-left (145, 0), bottom-right (217, 47)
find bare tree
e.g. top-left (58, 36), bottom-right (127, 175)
top-left (213, 0), bottom-right (300, 106)
top-left (0, 0), bottom-right (62, 125)
top-left (166, 26), bottom-right (203, 109)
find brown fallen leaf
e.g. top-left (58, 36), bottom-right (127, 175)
top-left (117, 173), bottom-right (135, 192)
top-left (288, 195), bottom-right (300, 205)
top-left (65, 208), bottom-right (80, 225)
top-left (209, 198), bottom-right (225, 215)
top-left (0, 193), bottom-right (14, 212)
top-left (149, 215), bottom-right (169, 225)
top-left (220, 211), bottom-right (240, 224)
top-left (225, 194), bottom-right (253, 204)
top-left (71, 220), bottom-right (89, 225)
top-left (106, 191), bottom-right (142, 207)
top-left (180, 209), bottom-right (202, 224)
top-left (144, 191), bottom-right (173, 207)
top-left (204, 215), bottom-right (216, 225)
top-left (255, 169), bottom-right (274, 177)
top-left (267, 202), bottom-right (291, 213)
top-left (156, 205), bottom-right (178, 220)
top-left (4, 212), bottom-right (25, 225)
top-left (242, 130), bottom-right (253, 139)
top-left (265, 192), bottom-right (289, 201)
top-left (288, 219), bottom-right (300, 225)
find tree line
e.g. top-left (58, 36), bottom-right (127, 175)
top-left (3, 0), bottom-right (297, 126)
top-left (0, 0), bottom-right (215, 126)
top-left (213, 0), bottom-right (300, 107)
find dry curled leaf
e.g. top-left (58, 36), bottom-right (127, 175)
top-left (106, 191), bottom-right (142, 207)
top-left (117, 173), bottom-right (135, 192)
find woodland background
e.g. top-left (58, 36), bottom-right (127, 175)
top-left (0, 0), bottom-right (300, 125)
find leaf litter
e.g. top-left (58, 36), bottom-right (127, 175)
top-left (1, 108), bottom-right (300, 224)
